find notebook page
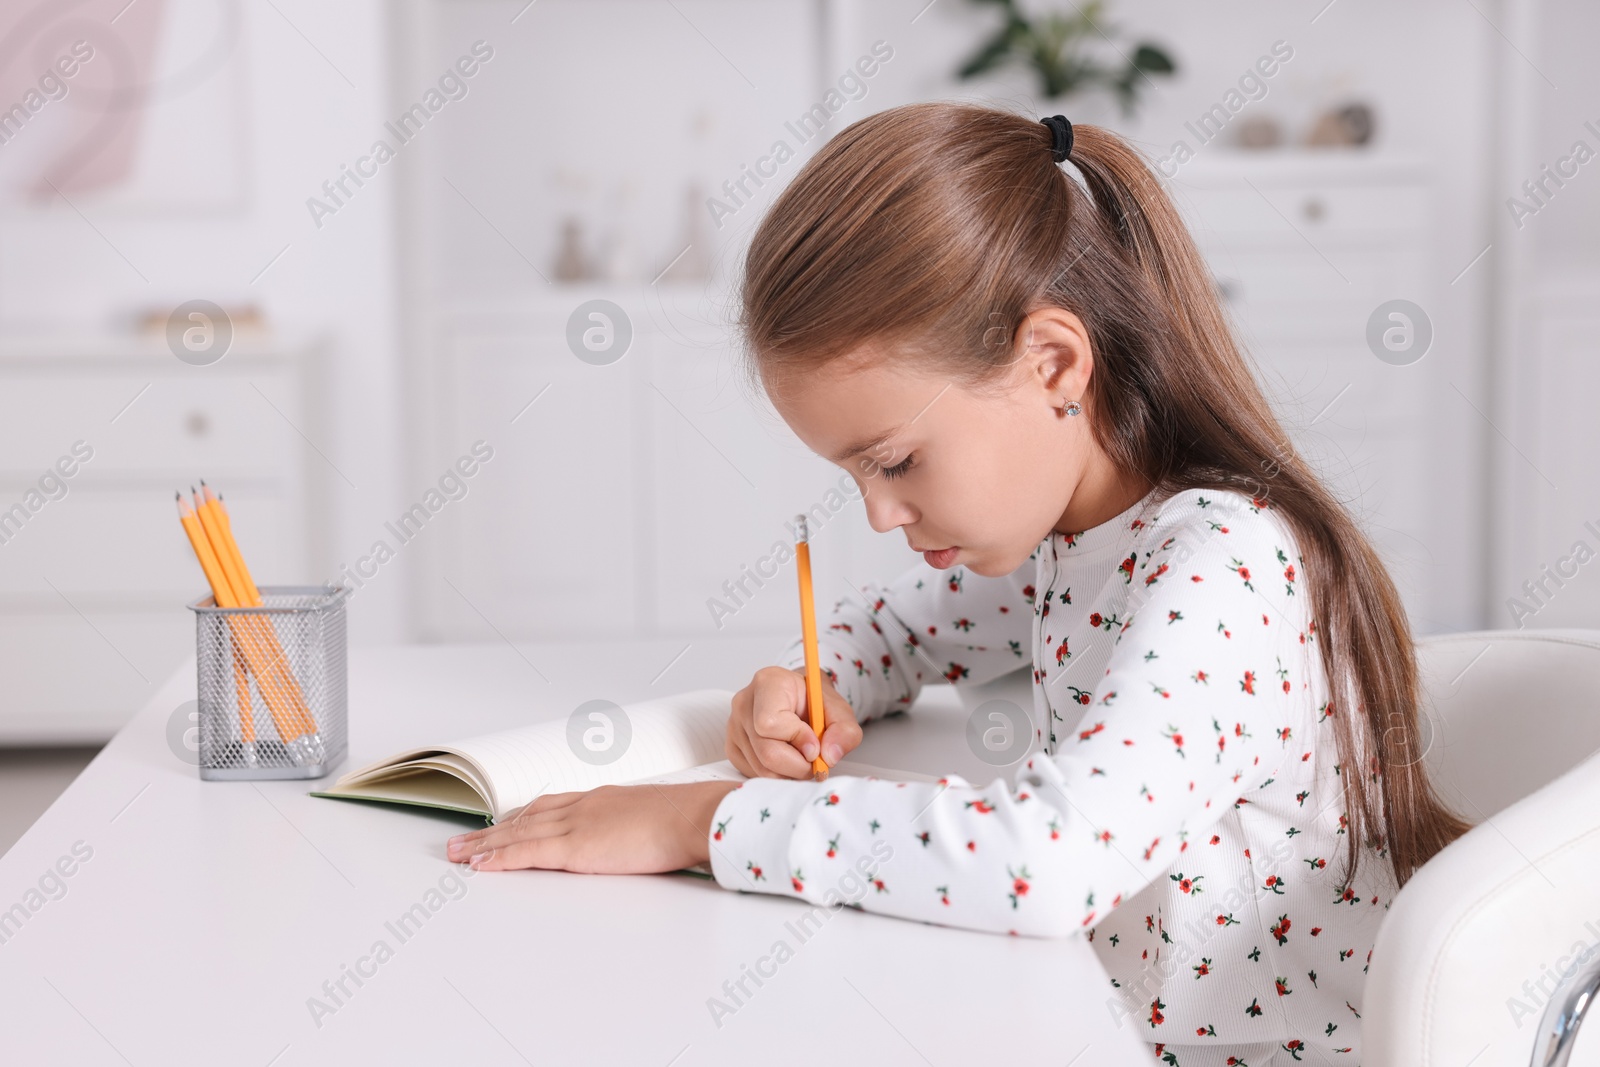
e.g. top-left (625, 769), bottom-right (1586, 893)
top-left (442, 689), bottom-right (734, 818)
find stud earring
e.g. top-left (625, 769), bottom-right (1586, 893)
top-left (1059, 398), bottom-right (1082, 418)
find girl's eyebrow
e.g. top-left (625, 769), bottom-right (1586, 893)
top-left (831, 423), bottom-right (903, 464)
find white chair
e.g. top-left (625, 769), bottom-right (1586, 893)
top-left (1364, 629), bottom-right (1600, 1067)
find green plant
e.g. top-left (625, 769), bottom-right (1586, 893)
top-left (956, 0), bottom-right (1176, 117)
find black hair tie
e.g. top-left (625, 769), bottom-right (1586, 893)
top-left (1040, 115), bottom-right (1074, 162)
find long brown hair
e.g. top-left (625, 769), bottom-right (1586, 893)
top-left (734, 100), bottom-right (1471, 892)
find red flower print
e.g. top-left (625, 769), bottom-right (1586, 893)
top-left (872, 877), bottom-right (887, 893)
top-left (826, 834), bottom-right (840, 858)
top-left (1089, 612), bottom-right (1102, 627)
top-left (944, 662), bottom-right (969, 682)
top-left (791, 870), bottom-right (805, 892)
top-left (746, 862), bottom-right (764, 881)
top-left (1078, 721), bottom-right (1105, 741)
top-left (1055, 638), bottom-right (1069, 665)
top-left (1240, 670), bottom-right (1256, 695)
top-left (965, 798), bottom-right (995, 814)
top-left (1119, 553), bottom-right (1137, 583)
top-left (1148, 997), bottom-right (1166, 1027)
top-left (1169, 871), bottom-right (1204, 894)
top-left (1275, 976), bottom-right (1292, 996)
top-left (936, 885), bottom-right (950, 905)
top-left (1265, 874), bottom-right (1286, 894)
top-left (1006, 864), bottom-right (1031, 908)
top-left (966, 840), bottom-right (976, 852)
top-left (713, 817), bottom-right (731, 841)
top-left (1270, 914), bottom-right (1291, 944)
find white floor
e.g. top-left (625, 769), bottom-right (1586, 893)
top-left (0, 747), bottom-right (100, 858)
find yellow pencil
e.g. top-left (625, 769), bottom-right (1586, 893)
top-left (180, 492), bottom-right (315, 763)
top-left (793, 515), bottom-right (829, 782)
top-left (198, 484), bottom-right (318, 739)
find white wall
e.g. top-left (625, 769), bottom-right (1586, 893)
top-left (0, 0), bottom-right (410, 644)
top-left (408, 0), bottom-right (1503, 636)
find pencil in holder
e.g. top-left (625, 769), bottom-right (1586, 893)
top-left (188, 584), bottom-right (350, 780)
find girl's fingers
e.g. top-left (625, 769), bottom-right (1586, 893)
top-left (468, 829), bottom-right (570, 871)
top-left (447, 791), bottom-right (581, 859)
top-left (752, 731), bottom-right (816, 779)
top-left (726, 724), bottom-right (760, 777)
top-left (818, 696), bottom-right (864, 763)
top-left (751, 673), bottom-right (819, 756)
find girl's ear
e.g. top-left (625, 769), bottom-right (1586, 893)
top-left (1016, 307), bottom-right (1092, 403)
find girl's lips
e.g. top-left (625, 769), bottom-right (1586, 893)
top-left (922, 547), bottom-right (959, 569)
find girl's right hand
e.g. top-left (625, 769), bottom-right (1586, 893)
top-left (726, 666), bottom-right (864, 779)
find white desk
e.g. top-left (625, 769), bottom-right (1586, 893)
top-left (0, 637), bottom-right (1150, 1065)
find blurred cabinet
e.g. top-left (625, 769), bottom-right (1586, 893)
top-left (0, 338), bottom-right (324, 742)
top-left (1168, 152), bottom-right (1442, 617)
top-left (416, 291), bottom-right (920, 646)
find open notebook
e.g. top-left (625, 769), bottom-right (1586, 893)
top-left (309, 688), bottom-right (936, 876)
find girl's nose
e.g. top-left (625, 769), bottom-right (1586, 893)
top-left (862, 486), bottom-right (916, 534)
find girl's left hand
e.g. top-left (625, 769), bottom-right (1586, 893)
top-left (445, 780), bottom-right (742, 874)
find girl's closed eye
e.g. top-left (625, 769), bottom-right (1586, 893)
top-left (880, 453), bottom-right (915, 480)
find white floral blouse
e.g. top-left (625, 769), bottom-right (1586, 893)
top-left (707, 486), bottom-right (1399, 1065)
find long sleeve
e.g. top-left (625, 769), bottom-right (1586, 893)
top-left (770, 554), bottom-right (1036, 723)
top-left (709, 494), bottom-right (1311, 939)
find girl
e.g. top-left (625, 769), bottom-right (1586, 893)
top-left (446, 102), bottom-right (1471, 1064)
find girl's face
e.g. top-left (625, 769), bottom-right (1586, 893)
top-left (765, 309), bottom-right (1122, 578)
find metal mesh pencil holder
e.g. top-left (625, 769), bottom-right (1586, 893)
top-left (188, 584), bottom-right (350, 780)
